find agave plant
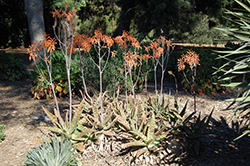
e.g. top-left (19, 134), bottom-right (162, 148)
top-left (161, 99), bottom-right (196, 132)
top-left (24, 136), bottom-right (81, 166)
top-left (0, 124), bottom-right (5, 143)
top-left (184, 109), bottom-right (213, 140)
top-left (214, 0), bottom-right (250, 139)
top-left (112, 99), bottom-right (172, 157)
top-left (41, 99), bottom-right (95, 144)
top-left (80, 93), bottom-right (118, 135)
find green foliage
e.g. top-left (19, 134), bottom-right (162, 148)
top-left (214, 0), bottom-right (250, 140)
top-left (78, 1), bottom-right (120, 36)
top-left (0, 124), bottom-right (6, 143)
top-left (0, 52), bottom-right (29, 81)
top-left (124, 0), bottom-right (237, 44)
top-left (0, 0), bottom-right (239, 47)
top-left (24, 136), bottom-right (81, 166)
top-left (182, 14), bottom-right (231, 44)
top-left (31, 48), bottom-right (147, 99)
top-left (31, 51), bottom-right (82, 99)
top-left (76, 46), bottom-right (125, 94)
top-left (52, 0), bottom-right (87, 10)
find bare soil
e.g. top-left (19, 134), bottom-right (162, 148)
top-left (0, 49), bottom-right (250, 166)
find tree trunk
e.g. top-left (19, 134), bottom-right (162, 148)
top-left (25, 0), bottom-right (45, 44)
top-left (25, 0), bottom-right (45, 66)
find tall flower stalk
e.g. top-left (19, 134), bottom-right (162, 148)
top-left (27, 34), bottom-right (65, 128)
top-left (114, 31), bottom-right (142, 128)
top-left (51, 5), bottom-right (78, 129)
top-left (73, 34), bottom-right (93, 103)
top-left (177, 49), bottom-right (200, 112)
top-left (87, 29), bottom-right (114, 123)
top-left (144, 36), bottom-right (174, 108)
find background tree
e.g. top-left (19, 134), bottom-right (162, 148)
top-left (122, 0), bottom-right (237, 43)
top-left (0, 0), bottom-right (29, 48)
top-left (78, 0), bottom-right (120, 36)
top-left (25, 0), bottom-right (45, 45)
top-left (0, 0), bottom-right (241, 48)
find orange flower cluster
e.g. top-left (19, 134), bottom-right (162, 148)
top-left (73, 34), bottom-right (91, 52)
top-left (90, 29), bottom-right (114, 48)
top-left (114, 31), bottom-right (142, 68)
top-left (156, 36), bottom-right (173, 48)
top-left (41, 33), bottom-right (57, 53)
top-left (51, 4), bottom-right (77, 21)
top-left (123, 51), bottom-right (141, 68)
top-left (177, 49), bottom-right (200, 71)
top-left (27, 33), bottom-right (57, 61)
top-left (27, 41), bottom-right (39, 61)
top-left (144, 36), bottom-right (174, 59)
top-left (114, 31), bottom-right (141, 50)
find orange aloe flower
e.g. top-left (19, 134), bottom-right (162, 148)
top-left (90, 29), bottom-right (114, 48)
top-left (73, 34), bottom-right (91, 52)
top-left (27, 41), bottom-right (39, 61)
top-left (27, 33), bottom-right (57, 62)
top-left (177, 57), bottom-right (186, 71)
top-left (123, 51), bottom-right (141, 68)
top-left (114, 31), bottom-right (141, 50)
top-left (145, 36), bottom-right (174, 60)
top-left (41, 33), bottom-right (57, 53)
top-left (177, 49), bottom-right (200, 71)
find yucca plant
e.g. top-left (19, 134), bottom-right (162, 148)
top-left (24, 136), bottom-right (81, 166)
top-left (214, 0), bottom-right (250, 139)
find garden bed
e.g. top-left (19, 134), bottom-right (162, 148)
top-left (0, 49), bottom-right (250, 166)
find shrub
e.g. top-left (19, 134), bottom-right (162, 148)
top-left (31, 51), bottom-right (82, 99)
top-left (31, 47), bottom-right (148, 99)
top-left (0, 52), bottom-right (29, 81)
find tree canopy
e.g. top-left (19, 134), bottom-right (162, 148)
top-left (0, 0), bottom-right (240, 48)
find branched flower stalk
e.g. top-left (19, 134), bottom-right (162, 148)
top-left (177, 49), bottom-right (200, 112)
top-left (86, 29), bottom-right (114, 124)
top-left (27, 34), bottom-right (65, 129)
top-left (141, 53), bottom-right (151, 97)
top-left (114, 31), bottom-right (142, 128)
top-left (51, 5), bottom-right (78, 129)
top-left (144, 36), bottom-right (174, 109)
top-left (157, 37), bottom-right (175, 103)
top-left (73, 34), bottom-right (93, 103)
